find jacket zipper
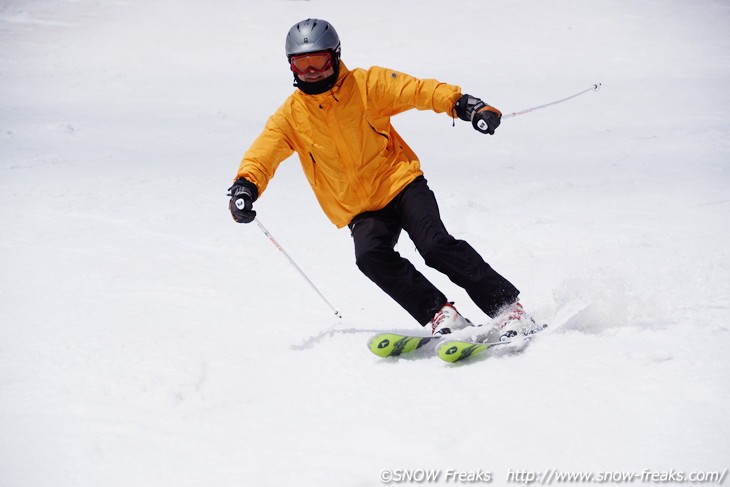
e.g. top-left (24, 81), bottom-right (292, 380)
top-left (322, 97), bottom-right (370, 205)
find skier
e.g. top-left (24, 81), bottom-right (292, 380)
top-left (228, 18), bottom-right (541, 340)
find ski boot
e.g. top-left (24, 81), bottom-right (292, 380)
top-left (430, 302), bottom-right (472, 336)
top-left (494, 302), bottom-right (545, 341)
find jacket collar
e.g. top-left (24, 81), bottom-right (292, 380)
top-left (296, 61), bottom-right (350, 103)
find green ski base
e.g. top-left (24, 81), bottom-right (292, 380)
top-left (367, 333), bottom-right (437, 358)
top-left (436, 339), bottom-right (513, 363)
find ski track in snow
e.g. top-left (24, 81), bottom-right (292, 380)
top-left (1, 0), bottom-right (729, 486)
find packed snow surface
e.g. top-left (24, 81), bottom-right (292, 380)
top-left (1, 1), bottom-right (729, 486)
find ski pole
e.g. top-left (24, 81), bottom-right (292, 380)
top-left (502, 82), bottom-right (601, 119)
top-left (255, 218), bottom-right (342, 319)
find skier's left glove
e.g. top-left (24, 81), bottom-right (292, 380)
top-left (454, 94), bottom-right (502, 135)
top-left (228, 177), bottom-right (258, 223)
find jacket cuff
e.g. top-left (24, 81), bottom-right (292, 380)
top-left (234, 177), bottom-right (259, 202)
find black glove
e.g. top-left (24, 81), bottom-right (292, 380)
top-left (454, 94), bottom-right (502, 135)
top-left (227, 178), bottom-right (258, 223)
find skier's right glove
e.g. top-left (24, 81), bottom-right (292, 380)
top-left (228, 177), bottom-right (258, 223)
top-left (454, 94), bottom-right (502, 135)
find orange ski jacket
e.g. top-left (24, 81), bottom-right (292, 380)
top-left (235, 62), bottom-right (463, 228)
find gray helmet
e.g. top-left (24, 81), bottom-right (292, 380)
top-left (285, 18), bottom-right (341, 58)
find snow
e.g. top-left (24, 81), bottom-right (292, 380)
top-left (1, 0), bottom-right (729, 485)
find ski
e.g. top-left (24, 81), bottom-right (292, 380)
top-left (367, 333), bottom-right (438, 358)
top-left (436, 338), bottom-right (517, 363)
top-left (437, 325), bottom-right (547, 363)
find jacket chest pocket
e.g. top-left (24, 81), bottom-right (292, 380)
top-left (367, 119), bottom-right (394, 155)
top-left (306, 151), bottom-right (319, 186)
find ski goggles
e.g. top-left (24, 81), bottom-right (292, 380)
top-left (289, 51), bottom-right (333, 75)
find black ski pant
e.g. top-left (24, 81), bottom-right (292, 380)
top-left (349, 176), bottom-right (520, 325)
